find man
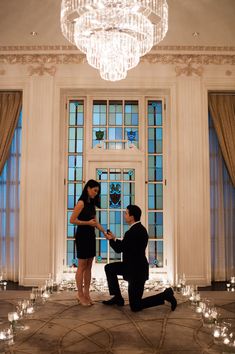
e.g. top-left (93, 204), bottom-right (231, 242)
top-left (103, 204), bottom-right (177, 312)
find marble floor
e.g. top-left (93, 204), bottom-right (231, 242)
top-left (0, 288), bottom-right (234, 354)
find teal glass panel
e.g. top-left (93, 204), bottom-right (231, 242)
top-left (148, 128), bottom-right (162, 153)
top-left (109, 244), bottom-right (122, 262)
top-left (123, 169), bottom-right (135, 181)
top-left (148, 240), bottom-right (163, 267)
top-left (96, 239), bottom-right (107, 262)
top-left (110, 169), bottom-right (121, 181)
top-left (148, 212), bottom-right (163, 239)
top-left (110, 182), bottom-right (121, 208)
top-left (69, 113), bottom-right (76, 126)
top-left (100, 182), bottom-right (108, 208)
top-left (108, 127), bottom-right (122, 140)
top-left (93, 101), bottom-right (107, 125)
top-left (67, 240), bottom-right (76, 266)
top-left (68, 140), bottom-right (75, 153)
top-left (148, 101), bottom-right (162, 126)
top-left (125, 101), bottom-right (138, 125)
top-left (97, 169), bottom-right (108, 180)
top-left (148, 184), bottom-right (163, 210)
top-left (109, 211), bottom-right (121, 238)
top-left (148, 155), bottom-right (163, 181)
top-left (109, 101), bottom-right (122, 125)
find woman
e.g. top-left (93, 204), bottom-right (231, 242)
top-left (70, 179), bottom-right (106, 306)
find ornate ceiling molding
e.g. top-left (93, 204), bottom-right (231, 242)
top-left (0, 53), bottom-right (234, 66)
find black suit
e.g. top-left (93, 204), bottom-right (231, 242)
top-left (105, 222), bottom-right (165, 312)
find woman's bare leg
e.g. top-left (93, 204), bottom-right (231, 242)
top-left (84, 258), bottom-right (94, 304)
top-left (76, 259), bottom-right (89, 304)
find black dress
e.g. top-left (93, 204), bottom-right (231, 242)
top-left (75, 200), bottom-right (96, 259)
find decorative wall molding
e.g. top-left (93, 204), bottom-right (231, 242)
top-left (0, 68), bottom-right (5, 75)
top-left (0, 53), bottom-right (234, 66)
top-left (175, 62), bottom-right (204, 77)
top-left (225, 70), bottom-right (232, 76)
top-left (28, 64), bottom-right (57, 76)
top-left (0, 45), bottom-right (235, 53)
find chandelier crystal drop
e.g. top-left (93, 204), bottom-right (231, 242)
top-left (61, 0), bottom-right (168, 81)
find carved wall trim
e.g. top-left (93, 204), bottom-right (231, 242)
top-left (175, 63), bottom-right (204, 77)
top-left (0, 53), bottom-right (234, 66)
top-left (0, 45), bottom-right (235, 53)
top-left (28, 65), bottom-right (57, 76)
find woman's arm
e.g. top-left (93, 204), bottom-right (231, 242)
top-left (95, 221), bottom-right (106, 235)
top-left (70, 200), bottom-right (97, 227)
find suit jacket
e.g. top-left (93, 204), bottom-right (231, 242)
top-left (110, 222), bottom-right (149, 282)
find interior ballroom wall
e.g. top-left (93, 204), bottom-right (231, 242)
top-left (0, 53), bottom-right (234, 286)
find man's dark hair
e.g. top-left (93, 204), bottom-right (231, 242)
top-left (127, 204), bottom-right (142, 221)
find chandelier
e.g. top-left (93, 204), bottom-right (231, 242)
top-left (61, 1), bottom-right (168, 81)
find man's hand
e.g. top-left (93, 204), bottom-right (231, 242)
top-left (104, 230), bottom-right (116, 240)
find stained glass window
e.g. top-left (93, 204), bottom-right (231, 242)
top-left (66, 100), bottom-right (84, 266)
top-left (95, 168), bottom-right (135, 263)
top-left (92, 100), bottom-right (139, 149)
top-left (147, 101), bottom-right (164, 268)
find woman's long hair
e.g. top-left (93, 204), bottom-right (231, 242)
top-left (79, 179), bottom-right (101, 207)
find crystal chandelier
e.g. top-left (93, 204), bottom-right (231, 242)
top-left (61, 1), bottom-right (168, 81)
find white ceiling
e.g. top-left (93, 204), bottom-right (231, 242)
top-left (0, 0), bottom-right (234, 47)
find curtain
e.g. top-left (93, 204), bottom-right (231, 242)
top-left (208, 94), bottom-right (235, 186)
top-left (0, 111), bottom-right (22, 282)
top-left (0, 91), bottom-right (22, 176)
top-left (209, 115), bottom-right (235, 281)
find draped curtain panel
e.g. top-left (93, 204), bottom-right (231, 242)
top-left (209, 115), bottom-right (235, 281)
top-left (0, 92), bottom-right (22, 176)
top-left (208, 94), bottom-right (235, 186)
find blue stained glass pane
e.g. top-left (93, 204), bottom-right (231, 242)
top-left (125, 105), bottom-right (131, 113)
top-left (96, 239), bottom-right (108, 260)
top-left (76, 183), bottom-right (83, 196)
top-left (156, 128), bottom-right (162, 139)
top-left (68, 168), bottom-right (74, 180)
top-left (68, 183), bottom-right (74, 195)
top-left (69, 113), bottom-right (76, 126)
top-left (68, 156), bottom-right (75, 167)
top-left (69, 128), bottom-right (75, 139)
top-left (115, 128), bottom-right (122, 139)
top-left (77, 128), bottom-right (83, 139)
top-left (67, 225), bottom-right (75, 237)
top-left (116, 113), bottom-right (122, 125)
top-left (156, 113), bottom-right (162, 126)
top-left (132, 113), bottom-right (138, 125)
top-left (108, 128), bottom-right (115, 140)
top-left (76, 140), bottom-right (83, 152)
top-left (67, 211), bottom-right (72, 223)
top-left (77, 113), bottom-right (83, 125)
top-left (93, 113), bottom-right (100, 125)
top-left (69, 102), bottom-right (76, 113)
top-left (69, 140), bottom-right (75, 153)
top-left (101, 182), bottom-right (108, 194)
top-left (68, 196), bottom-right (75, 209)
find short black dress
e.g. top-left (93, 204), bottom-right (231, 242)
top-left (75, 200), bottom-right (96, 259)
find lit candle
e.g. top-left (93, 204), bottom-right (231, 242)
top-left (0, 331), bottom-right (6, 340)
top-left (30, 293), bottom-right (36, 300)
top-left (26, 306), bottom-right (34, 314)
top-left (223, 337), bottom-right (230, 345)
top-left (8, 312), bottom-right (19, 322)
top-left (196, 306), bottom-right (202, 313)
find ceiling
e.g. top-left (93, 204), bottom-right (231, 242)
top-left (0, 0), bottom-right (235, 48)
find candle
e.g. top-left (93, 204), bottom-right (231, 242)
top-left (196, 306), bottom-right (202, 313)
top-left (0, 331), bottom-right (6, 340)
top-left (213, 329), bottom-right (221, 338)
top-left (8, 312), bottom-right (19, 322)
top-left (30, 293), bottom-right (36, 300)
top-left (26, 306), bottom-right (34, 314)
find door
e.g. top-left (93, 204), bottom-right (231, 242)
top-left (89, 161), bottom-right (145, 277)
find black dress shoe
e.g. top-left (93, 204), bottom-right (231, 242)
top-left (164, 287), bottom-right (177, 311)
top-left (102, 296), bottom-right (124, 306)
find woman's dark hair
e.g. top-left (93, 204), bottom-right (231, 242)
top-left (127, 204), bottom-right (141, 221)
top-left (79, 179), bottom-right (101, 207)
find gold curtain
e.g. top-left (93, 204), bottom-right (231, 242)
top-left (0, 91), bottom-right (22, 175)
top-left (208, 94), bottom-right (235, 186)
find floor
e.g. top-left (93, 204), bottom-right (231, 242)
top-left (0, 284), bottom-right (235, 354)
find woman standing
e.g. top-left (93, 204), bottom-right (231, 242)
top-left (70, 179), bottom-right (106, 306)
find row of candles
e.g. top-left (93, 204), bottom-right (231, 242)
top-left (1, 271), bottom-right (234, 348)
top-left (177, 274), bottom-right (235, 349)
top-left (0, 276), bottom-right (55, 343)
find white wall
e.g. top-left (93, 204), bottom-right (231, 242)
top-left (0, 56), bottom-right (234, 286)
